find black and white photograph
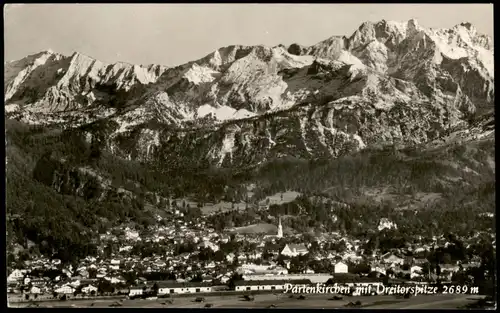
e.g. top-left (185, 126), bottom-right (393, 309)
top-left (4, 3), bottom-right (495, 309)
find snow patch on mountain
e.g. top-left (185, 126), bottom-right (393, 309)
top-left (216, 128), bottom-right (237, 165)
top-left (184, 64), bottom-right (219, 84)
top-left (352, 134), bottom-right (366, 149)
top-left (113, 107), bottom-right (149, 134)
top-left (272, 46), bottom-right (315, 68)
top-left (196, 104), bottom-right (257, 121)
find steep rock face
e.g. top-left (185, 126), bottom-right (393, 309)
top-left (4, 19), bottom-right (494, 168)
top-left (32, 152), bottom-right (135, 201)
top-left (95, 63), bottom-right (476, 167)
top-left (287, 19), bottom-right (493, 111)
top-left (5, 51), bottom-right (168, 112)
top-left (33, 153), bottom-right (104, 199)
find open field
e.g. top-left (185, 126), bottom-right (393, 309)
top-left (258, 191), bottom-right (301, 206)
top-left (9, 293), bottom-right (488, 309)
top-left (200, 201), bottom-right (247, 215)
top-left (228, 223), bottom-right (277, 234)
top-left (168, 191), bottom-right (302, 217)
top-left (168, 198), bottom-right (248, 216)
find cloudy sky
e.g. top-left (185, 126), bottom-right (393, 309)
top-left (4, 3), bottom-right (494, 66)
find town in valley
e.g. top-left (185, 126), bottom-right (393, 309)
top-left (7, 192), bottom-right (496, 308)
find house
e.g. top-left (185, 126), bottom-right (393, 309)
top-left (7, 269), bottom-right (25, 283)
top-left (80, 278), bottom-right (99, 285)
top-left (370, 265), bottom-right (386, 276)
top-left (413, 247), bottom-right (427, 253)
top-left (157, 282), bottom-right (213, 295)
top-left (234, 280), bottom-right (285, 292)
top-left (369, 270), bottom-right (386, 278)
top-left (413, 258), bottom-right (429, 265)
top-left (105, 277), bottom-right (124, 284)
top-left (78, 269), bottom-right (90, 278)
top-left (119, 245), bottom-right (133, 252)
top-left (124, 228), bottom-right (140, 241)
top-left (220, 275), bottom-right (231, 284)
top-left (30, 278), bottom-right (46, 286)
top-left (79, 284), bottom-right (96, 294)
top-left (249, 252), bottom-right (263, 260)
top-left (226, 253), bottom-right (236, 262)
top-left (378, 218), bottom-right (397, 231)
top-left (461, 262), bottom-right (481, 270)
top-left (334, 261), bottom-right (348, 274)
top-left (202, 275), bottom-right (213, 283)
top-left (281, 244), bottom-right (308, 257)
top-left (410, 265), bottom-right (424, 279)
top-left (29, 286), bottom-right (42, 294)
top-left (129, 287), bottom-right (143, 297)
top-left (199, 241), bottom-right (220, 252)
top-left (439, 264), bottom-right (460, 273)
top-left (382, 253), bottom-right (405, 266)
top-left (55, 285), bottom-right (75, 294)
top-left (206, 262), bottom-right (216, 269)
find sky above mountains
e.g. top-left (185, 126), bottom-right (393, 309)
top-left (4, 3), bottom-right (494, 66)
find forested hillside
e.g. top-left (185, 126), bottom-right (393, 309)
top-left (6, 112), bottom-right (495, 261)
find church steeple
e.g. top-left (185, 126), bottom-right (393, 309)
top-left (277, 216), bottom-right (283, 238)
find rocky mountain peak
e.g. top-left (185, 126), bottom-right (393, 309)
top-left (459, 21), bottom-right (475, 31)
top-left (4, 19), bottom-right (494, 167)
top-left (407, 18), bottom-right (420, 31)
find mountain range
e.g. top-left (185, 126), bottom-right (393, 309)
top-left (5, 19), bottom-right (495, 254)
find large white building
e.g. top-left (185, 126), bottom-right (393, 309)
top-left (237, 263), bottom-right (288, 275)
top-left (234, 279), bottom-right (312, 292)
top-left (157, 282), bottom-right (213, 295)
top-left (334, 261), bottom-right (349, 274)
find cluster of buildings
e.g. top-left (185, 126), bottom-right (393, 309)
top-left (7, 209), bottom-right (491, 302)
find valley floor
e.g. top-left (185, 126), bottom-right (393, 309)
top-left (9, 293), bottom-right (487, 309)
